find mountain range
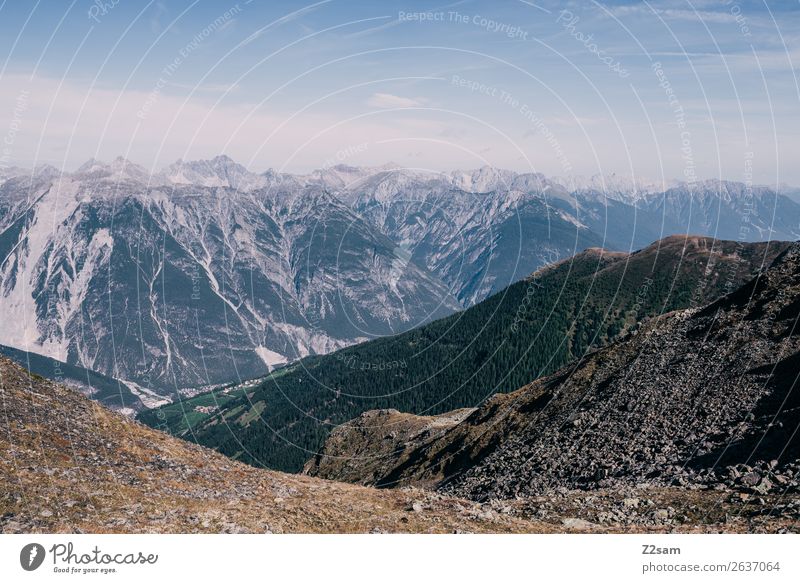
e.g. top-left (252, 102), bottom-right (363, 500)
top-left (3, 243), bottom-right (797, 532)
top-left (140, 236), bottom-right (789, 472)
top-left (2, 157), bottom-right (799, 407)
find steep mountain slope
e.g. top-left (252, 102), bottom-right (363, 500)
top-left (305, 244), bottom-right (800, 504)
top-left (0, 159), bottom-right (459, 392)
top-left (640, 180), bottom-right (800, 242)
top-left (0, 355), bottom-right (544, 533)
top-left (343, 167), bottom-right (605, 305)
top-left (550, 178), bottom-right (800, 253)
top-left (141, 236), bottom-right (789, 472)
top-left (3, 355), bottom-right (797, 533)
top-left (0, 342), bottom-right (150, 413)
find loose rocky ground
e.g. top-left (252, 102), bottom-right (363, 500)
top-left (145, 236), bottom-right (791, 474)
top-left (304, 245), bottom-right (800, 532)
top-left (1, 356), bottom-right (796, 532)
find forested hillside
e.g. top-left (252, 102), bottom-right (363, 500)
top-left (139, 237), bottom-right (789, 472)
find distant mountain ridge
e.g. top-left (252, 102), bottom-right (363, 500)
top-left (0, 159), bottom-right (463, 394)
top-left (2, 157), bottom-right (799, 401)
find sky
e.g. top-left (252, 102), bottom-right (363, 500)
top-left (0, 0), bottom-right (798, 185)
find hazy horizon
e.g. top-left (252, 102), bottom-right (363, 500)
top-left (5, 153), bottom-right (800, 191)
top-left (1, 0), bottom-right (798, 184)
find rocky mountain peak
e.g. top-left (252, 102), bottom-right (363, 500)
top-left (450, 165), bottom-right (518, 193)
top-left (74, 156), bottom-right (153, 183)
top-left (164, 155), bottom-right (265, 191)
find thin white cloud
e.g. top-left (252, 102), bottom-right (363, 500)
top-left (166, 81), bottom-right (240, 93)
top-left (1, 71), bottom-right (796, 184)
top-left (241, 0), bottom-right (331, 46)
top-left (366, 93), bottom-right (424, 108)
top-left (0, 75), bottom-right (461, 173)
top-left (341, 16), bottom-right (398, 39)
top-left (610, 4), bottom-right (738, 24)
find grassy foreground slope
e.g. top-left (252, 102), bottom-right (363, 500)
top-left (0, 355), bottom-right (545, 533)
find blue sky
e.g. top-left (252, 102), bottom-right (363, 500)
top-left (1, 0), bottom-right (798, 185)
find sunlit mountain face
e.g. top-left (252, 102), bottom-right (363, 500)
top-left (2, 157), bottom-right (797, 404)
